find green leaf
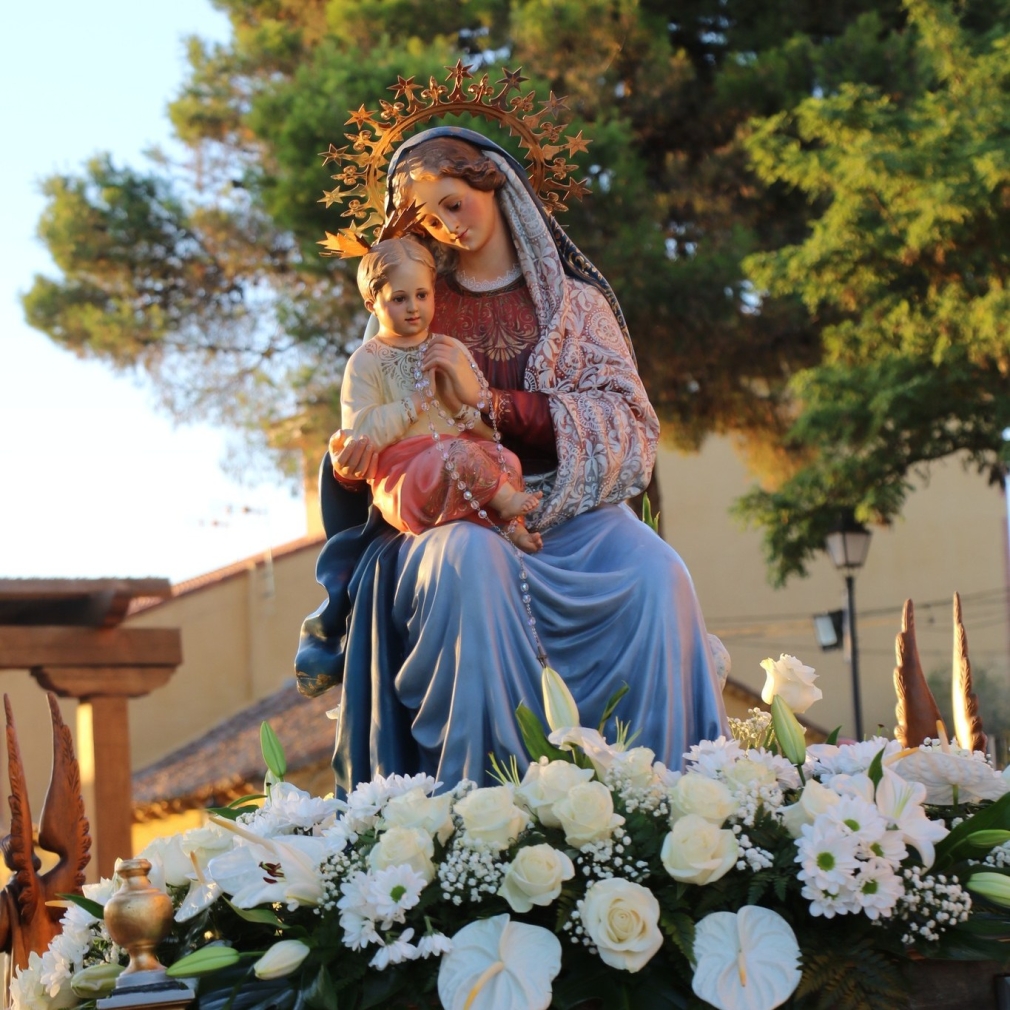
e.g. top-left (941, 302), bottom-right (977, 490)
top-left (825, 726), bottom-right (842, 746)
top-left (866, 746), bottom-right (885, 789)
top-left (225, 900), bottom-right (285, 927)
top-left (228, 793), bottom-right (267, 808)
top-left (640, 493), bottom-right (660, 533)
top-left (260, 721), bottom-right (287, 780)
top-left (304, 965), bottom-right (338, 1010)
top-left (515, 703), bottom-right (568, 763)
top-left (166, 945), bottom-right (243, 978)
top-left (597, 683), bottom-right (630, 733)
top-left (935, 792), bottom-right (1010, 870)
top-left (207, 805), bottom-right (260, 821)
top-left (55, 893), bottom-right (105, 920)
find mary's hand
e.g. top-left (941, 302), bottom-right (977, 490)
top-left (329, 429), bottom-right (378, 482)
top-left (423, 335), bottom-right (482, 408)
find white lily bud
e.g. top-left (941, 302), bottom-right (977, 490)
top-left (541, 665), bottom-right (580, 732)
top-left (253, 939), bottom-right (311, 980)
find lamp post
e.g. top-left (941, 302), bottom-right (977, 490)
top-left (825, 512), bottom-right (872, 741)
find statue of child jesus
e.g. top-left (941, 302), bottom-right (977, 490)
top-left (340, 237), bottom-right (543, 552)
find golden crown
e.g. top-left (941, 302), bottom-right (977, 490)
top-left (317, 61), bottom-right (591, 258)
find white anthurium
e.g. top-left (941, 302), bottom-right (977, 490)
top-left (437, 914), bottom-right (561, 1010)
top-left (891, 748), bottom-right (1010, 805)
top-left (874, 768), bottom-right (948, 868)
top-left (692, 906), bottom-right (802, 1010)
top-left (541, 665), bottom-right (580, 732)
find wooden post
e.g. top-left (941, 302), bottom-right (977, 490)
top-left (88, 697), bottom-right (133, 876)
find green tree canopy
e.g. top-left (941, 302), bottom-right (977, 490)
top-left (736, 0), bottom-right (1010, 583)
top-left (30, 0), bottom-right (1008, 583)
top-left (24, 0), bottom-right (913, 484)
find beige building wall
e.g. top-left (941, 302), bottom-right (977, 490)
top-left (3, 438), bottom-right (1006, 852)
top-left (657, 438), bottom-right (1010, 740)
top-left (125, 537), bottom-right (326, 768)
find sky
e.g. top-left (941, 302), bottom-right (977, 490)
top-left (0, 1), bottom-right (309, 583)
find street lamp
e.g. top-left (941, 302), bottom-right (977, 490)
top-left (825, 512), bottom-right (872, 741)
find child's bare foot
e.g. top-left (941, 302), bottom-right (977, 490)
top-left (507, 520), bottom-right (542, 554)
top-left (490, 486), bottom-right (542, 521)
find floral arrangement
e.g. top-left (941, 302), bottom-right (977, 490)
top-left (17, 656), bottom-right (1010, 1010)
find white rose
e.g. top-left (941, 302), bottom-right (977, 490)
top-left (516, 759), bottom-right (595, 828)
top-left (579, 878), bottom-right (663, 973)
top-left (454, 786), bottom-right (531, 850)
top-left (553, 781), bottom-right (625, 849)
top-left (382, 787), bottom-right (455, 844)
top-left (367, 826), bottom-right (435, 883)
top-left (760, 654), bottom-right (822, 714)
top-left (499, 843), bottom-right (575, 913)
top-left (669, 772), bottom-right (737, 826)
top-left (138, 834), bottom-right (191, 887)
top-left (660, 813), bottom-right (738, 885)
top-left (723, 757), bottom-right (778, 791)
top-left (608, 747), bottom-right (658, 790)
top-left (781, 778), bottom-right (841, 839)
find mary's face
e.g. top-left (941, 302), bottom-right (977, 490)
top-left (408, 176), bottom-right (499, 255)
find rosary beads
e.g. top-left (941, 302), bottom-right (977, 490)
top-left (409, 340), bottom-right (549, 666)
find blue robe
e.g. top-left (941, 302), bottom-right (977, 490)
top-left (295, 474), bottom-right (727, 793)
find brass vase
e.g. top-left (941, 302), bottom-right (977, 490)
top-left (103, 859), bottom-right (174, 975)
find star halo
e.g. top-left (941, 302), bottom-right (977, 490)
top-left (317, 62), bottom-right (591, 259)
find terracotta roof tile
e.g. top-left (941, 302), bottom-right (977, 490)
top-left (132, 679), bottom-right (339, 814)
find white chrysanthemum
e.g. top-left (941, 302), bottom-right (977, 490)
top-left (852, 858), bottom-right (903, 920)
top-left (801, 879), bottom-right (859, 918)
top-left (367, 864), bottom-right (427, 928)
top-left (796, 820), bottom-right (860, 890)
top-left (416, 932), bottom-right (453, 959)
top-left (369, 928), bottom-right (420, 970)
top-left (684, 737), bottom-right (744, 778)
top-left (808, 738), bottom-right (901, 777)
top-left (744, 749), bottom-right (802, 790)
top-left (823, 795), bottom-right (889, 848)
top-left (344, 773), bottom-right (439, 832)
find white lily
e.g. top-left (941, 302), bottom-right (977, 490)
top-left (692, 906), bottom-right (802, 1010)
top-left (874, 768), bottom-right (948, 868)
top-left (541, 665), bottom-right (580, 733)
top-left (548, 726), bottom-right (619, 777)
top-left (437, 914), bottom-right (561, 1010)
top-left (253, 939), bottom-right (311, 980)
top-left (206, 816), bottom-right (328, 909)
top-left (175, 850), bottom-right (223, 923)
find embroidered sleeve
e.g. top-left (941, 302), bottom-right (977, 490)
top-left (487, 389), bottom-right (556, 451)
top-left (340, 347), bottom-right (413, 452)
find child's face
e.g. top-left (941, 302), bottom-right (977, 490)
top-left (367, 258), bottom-right (434, 339)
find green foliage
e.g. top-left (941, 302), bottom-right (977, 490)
top-left (25, 0), bottom-right (927, 486)
top-left (737, 0), bottom-right (1010, 582)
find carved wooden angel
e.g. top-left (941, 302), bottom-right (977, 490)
top-left (0, 692), bottom-right (91, 979)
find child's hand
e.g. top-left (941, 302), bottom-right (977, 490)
top-left (431, 368), bottom-right (463, 416)
top-left (423, 335), bottom-right (482, 408)
top-left (329, 429), bottom-right (377, 481)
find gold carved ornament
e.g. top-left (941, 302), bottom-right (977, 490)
top-left (316, 61), bottom-right (592, 259)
